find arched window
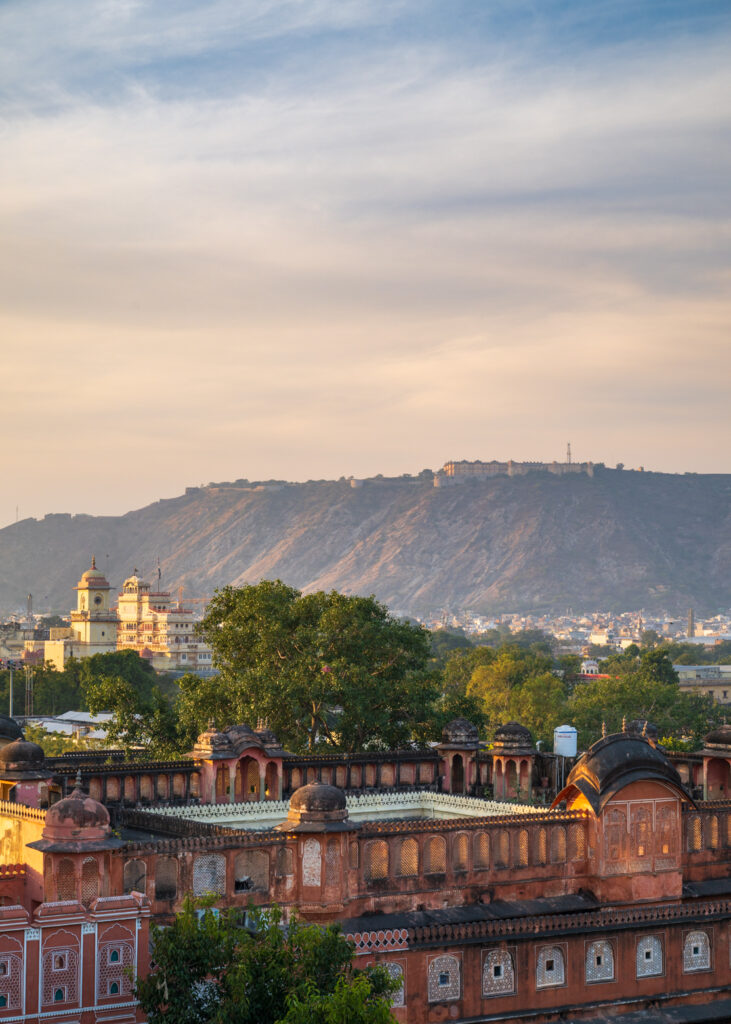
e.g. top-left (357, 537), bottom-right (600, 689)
top-left (398, 838), bottom-right (419, 877)
top-left (536, 946), bottom-right (565, 988)
top-left (275, 846), bottom-right (294, 877)
top-left (364, 840), bottom-right (389, 881)
top-left (569, 823), bottom-right (586, 861)
top-left (81, 857), bottom-right (99, 907)
top-left (427, 955), bottom-right (460, 1003)
top-left (656, 804), bottom-right (676, 860)
top-left (384, 963), bottom-right (404, 1007)
top-left (604, 807), bottom-right (627, 866)
top-left (585, 940), bottom-right (614, 983)
top-left (57, 858), bottom-right (75, 901)
top-left (109, 950), bottom-right (120, 964)
top-left (495, 830), bottom-right (509, 868)
top-left (482, 950), bottom-right (514, 996)
top-left (474, 831), bottom-right (489, 869)
top-left (454, 833), bottom-right (469, 871)
top-left (234, 850), bottom-right (269, 893)
top-left (155, 857), bottom-right (178, 901)
top-left (550, 827), bottom-right (566, 864)
top-left (708, 816), bottom-right (719, 850)
top-left (123, 858), bottom-right (147, 896)
top-left (517, 829), bottom-right (529, 867)
top-left (636, 936), bottom-right (663, 978)
top-left (688, 815), bottom-right (702, 853)
top-left (631, 807), bottom-right (652, 861)
top-left (683, 931), bottom-right (710, 972)
top-left (109, 981), bottom-right (119, 995)
top-left (193, 854), bottom-right (226, 897)
top-left (424, 836), bottom-right (446, 874)
top-left (537, 827), bottom-right (547, 865)
top-left (303, 837), bottom-right (321, 886)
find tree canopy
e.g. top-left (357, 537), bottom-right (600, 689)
top-left (194, 581), bottom-right (434, 752)
top-left (135, 900), bottom-right (398, 1024)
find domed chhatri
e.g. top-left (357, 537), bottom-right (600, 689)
top-left (492, 721), bottom-right (535, 755)
top-left (703, 725), bottom-right (731, 751)
top-left (554, 730), bottom-right (691, 815)
top-left (0, 737), bottom-right (45, 769)
top-left (0, 714), bottom-right (23, 747)
top-left (0, 736), bottom-right (50, 783)
top-left (275, 783), bottom-right (356, 833)
top-left (441, 718), bottom-right (480, 746)
top-left (28, 780), bottom-right (123, 852)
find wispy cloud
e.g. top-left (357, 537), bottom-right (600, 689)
top-left (1, 0), bottom-right (730, 524)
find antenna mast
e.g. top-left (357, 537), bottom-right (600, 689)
top-left (566, 442), bottom-right (572, 465)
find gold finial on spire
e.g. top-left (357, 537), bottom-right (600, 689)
top-left (621, 716), bottom-right (627, 732)
top-left (602, 721), bottom-right (607, 738)
top-left (642, 720), bottom-right (648, 737)
top-left (91, 555), bottom-right (96, 569)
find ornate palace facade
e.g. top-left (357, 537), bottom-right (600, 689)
top-left (1, 716), bottom-right (731, 1022)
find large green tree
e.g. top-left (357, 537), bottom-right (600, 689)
top-left (194, 582), bottom-right (434, 751)
top-left (135, 900), bottom-right (397, 1024)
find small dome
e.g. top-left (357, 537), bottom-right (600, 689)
top-left (290, 783), bottom-right (346, 813)
top-left (0, 715), bottom-right (23, 744)
top-left (43, 786), bottom-right (111, 843)
top-left (442, 718), bottom-right (480, 744)
top-left (77, 557), bottom-right (110, 588)
top-left (704, 725), bottom-right (731, 749)
top-left (493, 721), bottom-right (534, 752)
top-left (275, 782), bottom-right (353, 833)
top-left (0, 737), bottom-right (45, 769)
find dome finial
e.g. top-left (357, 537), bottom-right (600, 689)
top-left (601, 721), bottom-right (607, 738)
top-left (91, 555), bottom-right (96, 569)
top-left (74, 768), bottom-right (83, 792)
top-left (622, 716), bottom-right (627, 732)
top-left (642, 720), bottom-right (648, 737)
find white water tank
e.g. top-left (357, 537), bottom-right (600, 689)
top-left (554, 725), bottom-right (577, 757)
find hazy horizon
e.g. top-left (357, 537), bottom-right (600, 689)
top-left (2, 0), bottom-right (730, 528)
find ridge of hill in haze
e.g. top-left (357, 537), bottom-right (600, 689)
top-left (1, 468), bottom-right (730, 617)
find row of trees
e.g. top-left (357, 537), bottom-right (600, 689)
top-left (6, 582), bottom-right (724, 756)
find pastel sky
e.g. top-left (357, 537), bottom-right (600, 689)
top-left (2, 0), bottom-right (730, 526)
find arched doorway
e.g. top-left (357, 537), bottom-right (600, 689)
top-left (265, 761), bottom-right (279, 801)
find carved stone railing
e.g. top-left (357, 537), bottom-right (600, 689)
top-left (0, 863), bottom-right (25, 878)
top-left (0, 800), bottom-right (46, 821)
top-left (407, 898), bottom-right (731, 949)
top-left (136, 791), bottom-right (545, 829)
top-left (359, 807), bottom-right (588, 836)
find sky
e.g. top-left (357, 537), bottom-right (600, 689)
top-left (1, 0), bottom-right (730, 527)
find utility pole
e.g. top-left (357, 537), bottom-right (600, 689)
top-left (9, 667), bottom-right (13, 719)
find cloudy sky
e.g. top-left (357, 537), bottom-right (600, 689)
top-left (1, 0), bottom-right (730, 526)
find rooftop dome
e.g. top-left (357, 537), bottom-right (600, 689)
top-left (29, 778), bottom-right (122, 852)
top-left (290, 783), bottom-right (346, 813)
top-left (554, 730), bottom-right (691, 815)
top-left (492, 721), bottom-right (534, 753)
top-left (0, 737), bottom-right (45, 771)
top-left (76, 556), bottom-right (110, 588)
top-left (442, 718), bottom-right (480, 745)
top-left (703, 725), bottom-right (731, 751)
top-left (275, 783), bottom-right (355, 833)
top-left (0, 715), bottom-right (23, 745)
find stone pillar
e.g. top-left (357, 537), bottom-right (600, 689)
top-left (259, 771), bottom-right (266, 802)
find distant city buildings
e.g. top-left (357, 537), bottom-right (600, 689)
top-left (23, 560), bottom-right (213, 675)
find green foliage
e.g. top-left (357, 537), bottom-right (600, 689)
top-left (23, 723), bottom-right (105, 756)
top-left (135, 901), bottom-right (397, 1024)
top-left (568, 662), bottom-right (722, 750)
top-left (465, 646), bottom-right (566, 746)
top-left (194, 582), bottom-right (433, 752)
top-left (85, 675), bottom-right (181, 757)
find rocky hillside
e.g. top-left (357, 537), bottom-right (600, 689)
top-left (1, 469), bottom-right (730, 616)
